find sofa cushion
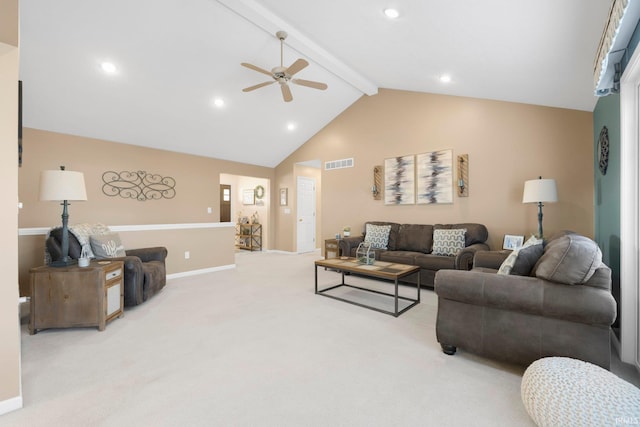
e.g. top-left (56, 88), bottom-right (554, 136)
top-left (535, 234), bottom-right (602, 285)
top-left (90, 233), bottom-right (127, 258)
top-left (414, 253), bottom-right (456, 270)
top-left (364, 223), bottom-right (392, 249)
top-left (379, 251), bottom-right (418, 265)
top-left (432, 228), bottom-right (466, 256)
top-left (365, 221), bottom-right (401, 250)
top-left (396, 224), bottom-right (433, 253)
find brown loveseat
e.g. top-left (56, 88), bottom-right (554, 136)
top-left (338, 221), bottom-right (489, 287)
top-left (434, 231), bottom-right (616, 369)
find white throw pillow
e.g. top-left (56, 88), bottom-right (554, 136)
top-left (364, 224), bottom-right (391, 249)
top-left (432, 228), bottom-right (466, 256)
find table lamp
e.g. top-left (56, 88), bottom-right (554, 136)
top-left (40, 166), bottom-right (87, 266)
top-left (522, 176), bottom-right (557, 239)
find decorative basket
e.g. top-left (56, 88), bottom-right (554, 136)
top-left (356, 242), bottom-right (375, 265)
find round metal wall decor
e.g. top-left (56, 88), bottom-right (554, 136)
top-left (254, 185), bottom-right (265, 199)
top-left (598, 126), bottom-right (609, 175)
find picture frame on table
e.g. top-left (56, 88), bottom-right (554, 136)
top-left (503, 234), bottom-right (525, 250)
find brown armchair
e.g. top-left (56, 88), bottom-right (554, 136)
top-left (46, 227), bottom-right (168, 307)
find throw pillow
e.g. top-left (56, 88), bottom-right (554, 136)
top-left (432, 228), bottom-right (466, 256)
top-left (511, 243), bottom-right (544, 276)
top-left (90, 233), bottom-right (126, 258)
top-left (535, 234), bottom-right (602, 285)
top-left (364, 224), bottom-right (391, 249)
top-left (497, 235), bottom-right (543, 275)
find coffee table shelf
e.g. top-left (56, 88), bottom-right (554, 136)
top-left (314, 257), bottom-right (420, 317)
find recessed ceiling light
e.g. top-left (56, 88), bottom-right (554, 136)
top-left (384, 8), bottom-right (400, 19)
top-left (439, 74), bottom-right (452, 83)
top-left (213, 98), bottom-right (225, 108)
top-left (287, 122), bottom-right (296, 131)
top-left (100, 62), bottom-right (117, 74)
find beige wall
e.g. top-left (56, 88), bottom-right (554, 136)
top-left (0, 0), bottom-right (22, 410)
top-left (0, 0), bottom-right (19, 48)
top-left (18, 128), bottom-right (275, 293)
top-left (276, 89), bottom-right (594, 251)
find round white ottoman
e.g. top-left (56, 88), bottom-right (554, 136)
top-left (521, 357), bottom-right (640, 427)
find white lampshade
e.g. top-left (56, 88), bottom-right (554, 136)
top-left (39, 169), bottom-right (87, 201)
top-left (522, 178), bottom-right (558, 204)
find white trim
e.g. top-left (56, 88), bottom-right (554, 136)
top-left (18, 222), bottom-right (234, 236)
top-left (167, 264), bottom-right (235, 280)
top-left (620, 43), bottom-right (640, 369)
top-left (0, 396), bottom-right (23, 416)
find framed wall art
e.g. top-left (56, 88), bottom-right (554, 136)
top-left (416, 149), bottom-right (453, 204)
top-left (243, 189), bottom-right (255, 205)
top-left (384, 155), bottom-right (415, 205)
top-left (279, 188), bottom-right (288, 206)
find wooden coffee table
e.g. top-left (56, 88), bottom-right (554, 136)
top-left (314, 257), bottom-right (420, 317)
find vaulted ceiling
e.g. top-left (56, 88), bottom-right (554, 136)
top-left (19, 0), bottom-right (611, 168)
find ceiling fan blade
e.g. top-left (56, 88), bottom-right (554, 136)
top-left (286, 59), bottom-right (309, 76)
top-left (242, 81), bottom-right (275, 92)
top-left (281, 83), bottom-right (293, 102)
top-left (241, 62), bottom-right (273, 77)
top-left (292, 78), bottom-right (328, 90)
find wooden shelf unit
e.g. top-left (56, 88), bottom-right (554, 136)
top-left (236, 223), bottom-right (262, 251)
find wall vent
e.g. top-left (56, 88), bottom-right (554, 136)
top-left (325, 158), bottom-right (354, 170)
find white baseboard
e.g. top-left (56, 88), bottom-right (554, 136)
top-left (167, 264), bottom-right (235, 280)
top-left (0, 396), bottom-right (22, 416)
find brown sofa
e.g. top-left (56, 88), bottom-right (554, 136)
top-left (434, 231), bottom-right (617, 369)
top-left (338, 221), bottom-right (489, 287)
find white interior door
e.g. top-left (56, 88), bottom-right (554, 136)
top-left (296, 176), bottom-right (316, 253)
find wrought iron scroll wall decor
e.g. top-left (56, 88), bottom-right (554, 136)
top-left (102, 171), bottom-right (176, 201)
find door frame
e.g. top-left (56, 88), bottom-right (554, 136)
top-left (620, 43), bottom-right (640, 369)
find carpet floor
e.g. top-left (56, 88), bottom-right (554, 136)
top-left (3, 250), bottom-right (629, 426)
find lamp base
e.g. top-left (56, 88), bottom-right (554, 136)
top-left (49, 258), bottom-right (78, 268)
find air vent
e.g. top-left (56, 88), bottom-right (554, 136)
top-left (325, 158), bottom-right (354, 170)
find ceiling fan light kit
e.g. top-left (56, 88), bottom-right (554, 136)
top-left (241, 31), bottom-right (328, 102)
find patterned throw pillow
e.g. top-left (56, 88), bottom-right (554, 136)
top-left (498, 235), bottom-right (544, 275)
top-left (364, 224), bottom-right (392, 249)
top-left (90, 233), bottom-right (126, 258)
top-left (432, 228), bottom-right (466, 256)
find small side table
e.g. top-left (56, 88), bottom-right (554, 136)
top-left (29, 260), bottom-right (124, 334)
top-left (325, 238), bottom-right (342, 260)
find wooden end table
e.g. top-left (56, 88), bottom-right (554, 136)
top-left (29, 260), bottom-right (124, 334)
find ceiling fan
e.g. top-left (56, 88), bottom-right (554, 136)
top-left (241, 31), bottom-right (328, 102)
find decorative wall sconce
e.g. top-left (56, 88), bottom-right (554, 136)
top-left (457, 154), bottom-right (469, 197)
top-left (372, 165), bottom-right (382, 200)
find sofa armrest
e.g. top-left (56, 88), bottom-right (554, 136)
top-left (338, 236), bottom-right (364, 257)
top-left (473, 250), bottom-right (510, 270)
top-left (455, 243), bottom-right (490, 270)
top-left (434, 270), bottom-right (616, 325)
top-left (125, 247), bottom-right (168, 263)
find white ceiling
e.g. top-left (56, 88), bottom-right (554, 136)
top-left (19, 0), bottom-right (611, 168)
